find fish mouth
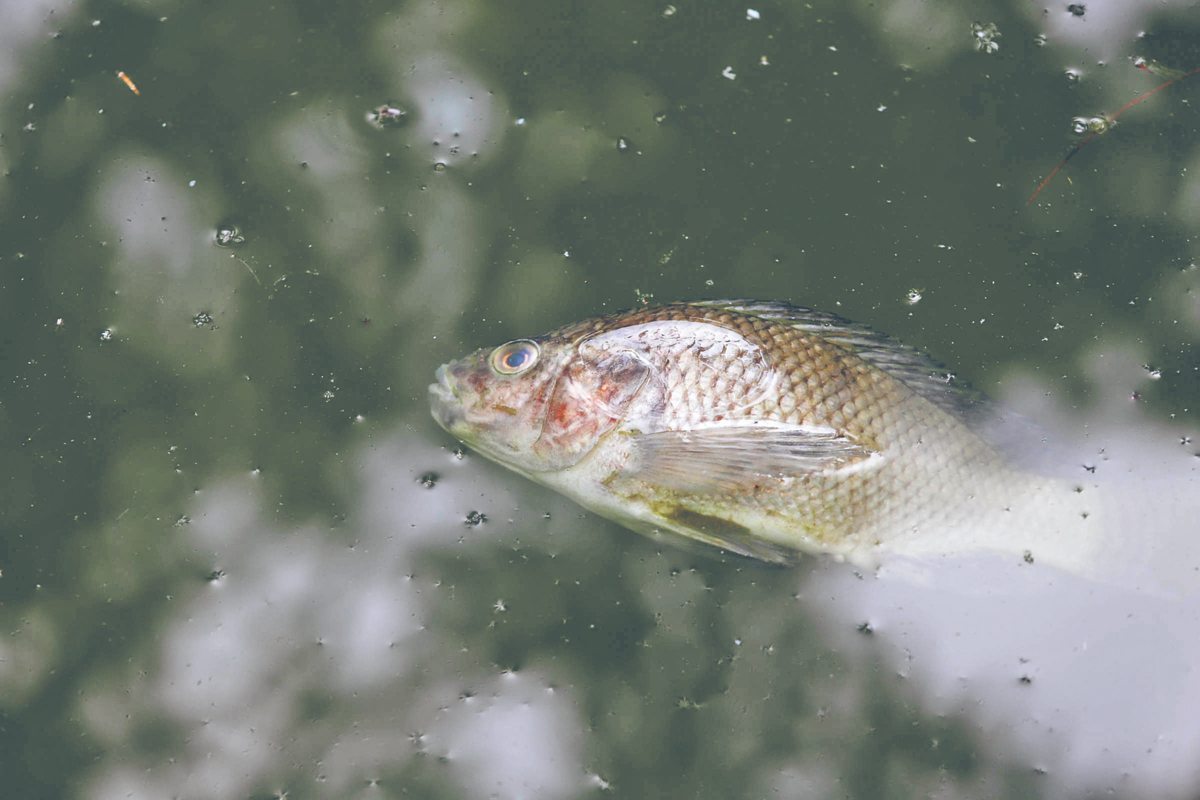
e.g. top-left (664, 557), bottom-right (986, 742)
top-left (429, 364), bottom-right (464, 431)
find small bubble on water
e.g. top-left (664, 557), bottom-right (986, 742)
top-left (322, 389), bottom-right (335, 402)
top-left (1064, 68), bottom-right (1081, 83)
top-left (616, 136), bottom-right (632, 153)
top-left (214, 224), bottom-right (245, 247)
top-left (432, 161), bottom-right (447, 172)
top-left (721, 65), bottom-right (737, 80)
top-left (418, 471), bottom-right (439, 488)
top-left (369, 103), bottom-right (408, 128)
top-left (192, 310), bottom-right (214, 327)
top-left (98, 328), bottom-right (113, 342)
top-left (465, 510), bottom-right (487, 526)
top-left (746, 8), bottom-right (760, 21)
top-left (905, 288), bottom-right (923, 305)
top-left (1072, 115), bottom-right (1112, 136)
top-left (1067, 3), bottom-right (1086, 17)
top-left (654, 111), bottom-right (667, 124)
top-left (1034, 33), bottom-right (1048, 47)
top-left (1142, 364), bottom-right (1162, 380)
top-left (514, 116), bottom-right (526, 126)
top-left (452, 446), bottom-right (466, 460)
top-left (662, 4), bottom-right (677, 18)
top-left (971, 22), bottom-right (1001, 54)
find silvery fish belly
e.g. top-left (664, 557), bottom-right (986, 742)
top-left (428, 301), bottom-right (1096, 570)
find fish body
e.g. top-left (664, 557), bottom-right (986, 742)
top-left (429, 301), bottom-right (1094, 568)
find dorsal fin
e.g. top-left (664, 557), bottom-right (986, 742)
top-left (691, 299), bottom-right (989, 421)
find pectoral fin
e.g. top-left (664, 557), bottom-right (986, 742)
top-left (660, 507), bottom-right (799, 564)
top-left (628, 422), bottom-right (874, 494)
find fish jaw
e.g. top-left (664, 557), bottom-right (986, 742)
top-left (429, 363), bottom-right (465, 433)
top-left (428, 359), bottom-right (542, 472)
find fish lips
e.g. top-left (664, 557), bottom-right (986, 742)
top-left (428, 363), bottom-right (465, 432)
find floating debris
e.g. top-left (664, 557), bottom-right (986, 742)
top-left (1028, 59), bottom-right (1200, 205)
top-left (971, 22), bottom-right (1001, 54)
top-left (369, 103), bottom-right (408, 128)
top-left (116, 70), bottom-right (140, 96)
top-left (214, 224), bottom-right (245, 247)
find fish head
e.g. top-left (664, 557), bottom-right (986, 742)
top-left (429, 332), bottom-right (652, 474)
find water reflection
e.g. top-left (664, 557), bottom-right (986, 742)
top-left (1, 0), bottom-right (1197, 797)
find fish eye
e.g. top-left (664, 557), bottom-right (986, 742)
top-left (490, 339), bottom-right (539, 375)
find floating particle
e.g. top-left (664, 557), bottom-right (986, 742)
top-left (465, 510), bottom-right (487, 526)
top-left (746, 8), bottom-right (760, 20)
top-left (905, 288), bottom-right (923, 306)
top-left (214, 224), bottom-right (245, 247)
top-left (99, 328), bottom-right (113, 342)
top-left (616, 136), bottom-right (632, 153)
top-left (116, 70), bottom-right (140, 96)
top-left (192, 310), bottom-right (214, 327)
top-left (662, 4), bottom-right (677, 17)
top-left (1071, 115), bottom-right (1113, 136)
top-left (417, 471), bottom-right (439, 488)
top-left (1142, 364), bottom-right (1162, 380)
top-left (1067, 3), bottom-right (1086, 17)
top-left (971, 22), bottom-right (1001, 54)
top-left (721, 65), bottom-right (737, 80)
top-left (369, 103), bottom-right (408, 128)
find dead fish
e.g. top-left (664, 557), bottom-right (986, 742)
top-left (429, 301), bottom-right (1097, 568)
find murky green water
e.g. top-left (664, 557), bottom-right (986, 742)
top-left (2, 1), bottom-right (1198, 797)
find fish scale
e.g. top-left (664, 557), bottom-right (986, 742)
top-left (430, 301), bottom-right (1097, 569)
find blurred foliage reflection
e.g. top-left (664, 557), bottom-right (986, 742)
top-left (0, 0), bottom-right (1198, 798)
